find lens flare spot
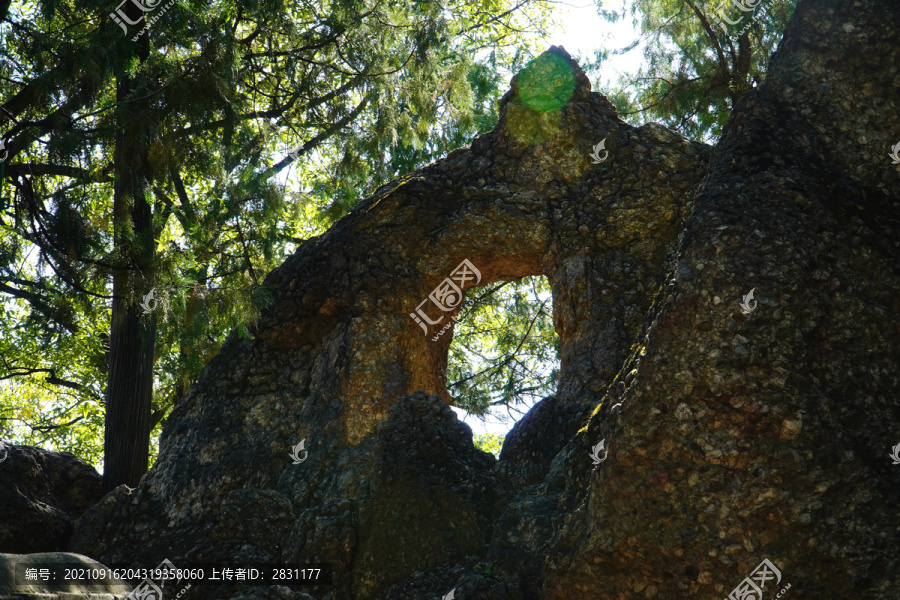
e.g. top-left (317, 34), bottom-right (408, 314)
top-left (517, 53), bottom-right (576, 113)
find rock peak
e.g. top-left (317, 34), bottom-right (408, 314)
top-left (500, 45), bottom-right (593, 114)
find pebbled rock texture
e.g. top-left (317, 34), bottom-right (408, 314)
top-left (540, 0), bottom-right (900, 598)
top-left (63, 0), bottom-right (900, 598)
top-left (70, 42), bottom-right (708, 600)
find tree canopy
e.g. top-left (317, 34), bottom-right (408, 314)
top-left (0, 0), bottom-right (555, 472)
top-left (593, 0), bottom-right (797, 139)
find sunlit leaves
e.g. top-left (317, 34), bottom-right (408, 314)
top-left (448, 276), bottom-right (559, 422)
top-left (593, 0), bottom-right (797, 140)
top-left (0, 0), bottom-right (557, 466)
top-left (473, 432), bottom-right (504, 457)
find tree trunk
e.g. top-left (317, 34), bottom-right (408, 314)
top-left (102, 40), bottom-right (156, 493)
top-left (103, 272), bottom-right (155, 492)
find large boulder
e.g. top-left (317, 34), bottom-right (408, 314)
top-left (540, 0), bottom-right (900, 598)
top-left (0, 445), bottom-right (103, 553)
top-left (0, 552), bottom-right (131, 599)
top-left (349, 392), bottom-right (496, 598)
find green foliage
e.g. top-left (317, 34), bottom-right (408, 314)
top-left (448, 276), bottom-right (559, 419)
top-left (472, 432), bottom-right (505, 458)
top-left (517, 52), bottom-right (576, 113)
top-left (592, 0), bottom-right (797, 140)
top-left (474, 560), bottom-right (497, 576)
top-left (0, 0), bottom-right (555, 468)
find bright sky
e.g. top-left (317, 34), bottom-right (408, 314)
top-left (452, 0), bottom-right (645, 439)
top-left (544, 0), bottom-right (644, 93)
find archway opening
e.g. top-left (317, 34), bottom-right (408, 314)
top-left (446, 275), bottom-right (559, 456)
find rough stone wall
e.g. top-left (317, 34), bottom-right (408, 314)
top-left (0, 446), bottom-right (104, 553)
top-left (64, 0), bottom-right (900, 598)
top-left (540, 0), bottom-right (900, 598)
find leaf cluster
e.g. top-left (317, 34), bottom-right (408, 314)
top-left (592, 0), bottom-right (796, 140)
top-left (448, 275), bottom-right (558, 423)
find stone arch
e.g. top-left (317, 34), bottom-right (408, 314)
top-left (250, 47), bottom-right (709, 441)
top-left (70, 47), bottom-right (710, 598)
top-left (68, 5), bottom-right (900, 598)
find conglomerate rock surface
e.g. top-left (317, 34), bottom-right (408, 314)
top-left (539, 0), bottom-right (900, 598)
top-left (70, 44), bottom-right (708, 600)
top-left (63, 0), bottom-right (900, 598)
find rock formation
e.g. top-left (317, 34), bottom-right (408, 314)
top-left (70, 43), bottom-right (709, 600)
top-left (0, 552), bottom-right (131, 599)
top-left (59, 0), bottom-right (900, 598)
top-left (538, 1), bottom-right (900, 598)
top-left (0, 445), bottom-right (104, 553)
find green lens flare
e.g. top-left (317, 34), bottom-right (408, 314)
top-left (517, 53), bottom-right (576, 113)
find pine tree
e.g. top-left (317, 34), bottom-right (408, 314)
top-left (595, 0), bottom-right (797, 140)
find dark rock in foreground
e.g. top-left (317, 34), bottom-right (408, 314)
top-left (0, 446), bottom-right (104, 554)
top-left (0, 552), bottom-right (131, 599)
